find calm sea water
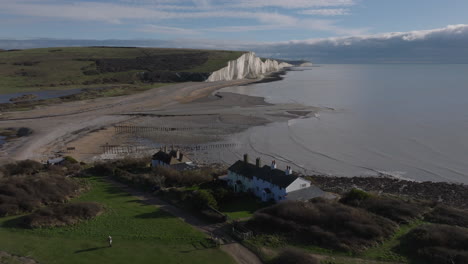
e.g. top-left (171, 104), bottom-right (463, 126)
top-left (221, 64), bottom-right (468, 183)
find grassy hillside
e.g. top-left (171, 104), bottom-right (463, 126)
top-left (0, 177), bottom-right (234, 264)
top-left (0, 47), bottom-right (244, 94)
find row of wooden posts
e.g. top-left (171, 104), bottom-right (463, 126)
top-left (100, 143), bottom-right (242, 154)
top-left (114, 125), bottom-right (210, 133)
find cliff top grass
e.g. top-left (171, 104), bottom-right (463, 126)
top-left (0, 177), bottom-right (234, 264)
top-left (0, 47), bottom-right (244, 94)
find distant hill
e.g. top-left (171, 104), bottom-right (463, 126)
top-left (0, 47), bottom-right (244, 94)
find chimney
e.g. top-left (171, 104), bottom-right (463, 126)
top-left (180, 153), bottom-right (184, 161)
top-left (271, 160), bottom-right (277, 169)
top-left (243, 154), bottom-right (249, 163)
top-left (255, 157), bottom-right (261, 167)
top-left (285, 166), bottom-right (293, 175)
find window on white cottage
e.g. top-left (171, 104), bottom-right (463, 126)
top-left (300, 184), bottom-right (307, 188)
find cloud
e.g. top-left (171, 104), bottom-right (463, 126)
top-left (0, 0), bottom-right (360, 36)
top-left (252, 24), bottom-right (468, 63)
top-left (2, 24), bottom-right (468, 64)
top-left (300, 9), bottom-right (350, 16)
top-left (228, 0), bottom-right (355, 9)
top-left (138, 25), bottom-right (201, 35)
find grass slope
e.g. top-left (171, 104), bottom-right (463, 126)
top-left (0, 177), bottom-right (235, 264)
top-left (0, 47), bottom-right (244, 94)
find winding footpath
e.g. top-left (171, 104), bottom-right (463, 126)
top-left (106, 179), bottom-right (262, 264)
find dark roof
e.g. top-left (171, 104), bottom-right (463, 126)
top-left (228, 160), bottom-right (300, 188)
top-left (228, 160), bottom-right (258, 180)
top-left (153, 149), bottom-right (191, 165)
top-left (286, 186), bottom-right (326, 201)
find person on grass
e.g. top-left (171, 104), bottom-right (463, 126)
top-left (108, 235), bottom-right (112, 247)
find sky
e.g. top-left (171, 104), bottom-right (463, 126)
top-left (1, 0), bottom-right (468, 62)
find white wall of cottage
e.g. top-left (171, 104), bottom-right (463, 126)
top-left (227, 169), bottom-right (312, 202)
top-left (252, 176), bottom-right (287, 202)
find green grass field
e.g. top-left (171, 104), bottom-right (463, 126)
top-left (219, 196), bottom-right (270, 220)
top-left (0, 47), bottom-right (243, 94)
top-left (0, 177), bottom-right (235, 264)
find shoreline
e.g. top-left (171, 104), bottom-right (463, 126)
top-left (0, 72), bottom-right (317, 164)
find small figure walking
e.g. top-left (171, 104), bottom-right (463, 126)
top-left (108, 235), bottom-right (112, 247)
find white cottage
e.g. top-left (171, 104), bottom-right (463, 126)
top-left (226, 155), bottom-right (326, 202)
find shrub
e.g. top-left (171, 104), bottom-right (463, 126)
top-left (16, 127), bottom-right (33, 137)
top-left (1, 160), bottom-right (43, 177)
top-left (192, 190), bottom-right (218, 209)
top-left (424, 206), bottom-right (468, 228)
top-left (63, 156), bottom-right (78, 164)
top-left (340, 189), bottom-right (371, 205)
top-left (248, 199), bottom-right (397, 253)
top-left (401, 224), bottom-right (468, 264)
top-left (270, 249), bottom-right (319, 264)
top-left (153, 166), bottom-right (213, 187)
top-left (340, 191), bottom-right (426, 223)
top-left (0, 174), bottom-right (82, 216)
top-left (22, 202), bottom-right (103, 228)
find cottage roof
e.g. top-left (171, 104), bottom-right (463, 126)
top-left (228, 160), bottom-right (300, 188)
top-left (47, 157), bottom-right (65, 165)
top-left (286, 186), bottom-right (326, 201)
top-left (152, 149), bottom-right (191, 165)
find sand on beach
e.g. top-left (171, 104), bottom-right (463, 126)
top-left (0, 79), bottom-right (318, 164)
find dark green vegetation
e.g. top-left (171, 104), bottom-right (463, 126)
top-left (246, 189), bottom-right (468, 264)
top-left (0, 177), bottom-right (234, 264)
top-left (424, 205), bottom-right (468, 227)
top-left (0, 47), bottom-right (243, 94)
top-left (0, 160), bottom-right (83, 216)
top-left (92, 158), bottom-right (223, 188)
top-left (20, 202), bottom-right (103, 228)
top-left (340, 189), bottom-right (428, 223)
top-left (401, 224), bottom-right (468, 264)
top-left (248, 198), bottom-right (397, 253)
top-left (269, 248), bottom-right (319, 264)
top-left (0, 127), bottom-right (33, 141)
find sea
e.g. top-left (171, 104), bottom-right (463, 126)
top-left (220, 64), bottom-right (468, 184)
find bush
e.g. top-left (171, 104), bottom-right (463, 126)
top-left (270, 249), bottom-right (319, 264)
top-left (340, 190), bottom-right (426, 223)
top-left (0, 174), bottom-right (82, 216)
top-left (248, 199), bottom-right (397, 253)
top-left (16, 127), bottom-right (33, 137)
top-left (424, 206), bottom-right (468, 228)
top-left (63, 156), bottom-right (78, 164)
top-left (340, 189), bottom-right (371, 205)
top-left (1, 160), bottom-right (43, 177)
top-left (152, 166), bottom-right (213, 187)
top-left (401, 224), bottom-right (468, 264)
top-left (22, 202), bottom-right (103, 228)
top-left (192, 190), bottom-right (218, 209)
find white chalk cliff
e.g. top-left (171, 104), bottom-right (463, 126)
top-left (207, 52), bottom-right (292, 82)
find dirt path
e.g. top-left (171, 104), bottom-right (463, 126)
top-left (0, 80), bottom-right (257, 162)
top-left (106, 179), bottom-right (263, 264)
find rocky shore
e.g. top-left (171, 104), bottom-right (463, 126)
top-left (311, 175), bottom-right (468, 209)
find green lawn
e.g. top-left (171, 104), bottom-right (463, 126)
top-left (219, 196), bottom-right (270, 220)
top-left (0, 177), bottom-right (235, 264)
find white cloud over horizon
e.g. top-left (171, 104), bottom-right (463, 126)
top-left (0, 0), bottom-right (363, 37)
